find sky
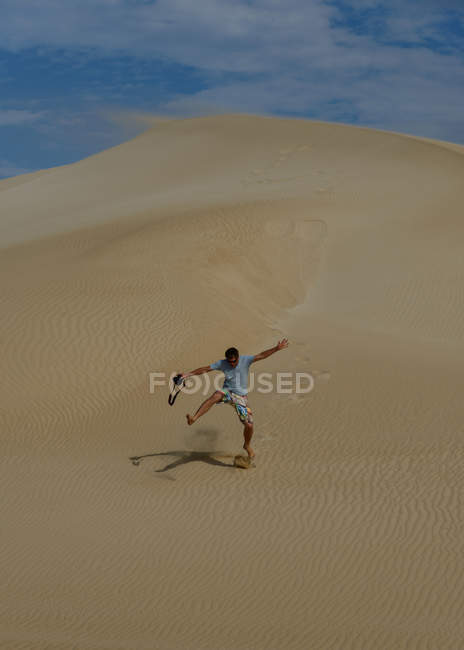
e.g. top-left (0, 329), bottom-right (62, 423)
top-left (1, 0), bottom-right (463, 178)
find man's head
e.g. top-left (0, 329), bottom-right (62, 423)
top-left (225, 347), bottom-right (239, 367)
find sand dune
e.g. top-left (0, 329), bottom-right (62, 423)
top-left (1, 115), bottom-right (463, 649)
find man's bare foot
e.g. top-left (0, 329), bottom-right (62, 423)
top-left (186, 414), bottom-right (195, 425)
top-left (243, 442), bottom-right (255, 459)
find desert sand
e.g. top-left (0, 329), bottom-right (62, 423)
top-left (1, 115), bottom-right (463, 649)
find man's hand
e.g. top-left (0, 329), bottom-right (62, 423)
top-left (253, 338), bottom-right (289, 363)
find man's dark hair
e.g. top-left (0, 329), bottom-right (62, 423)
top-left (225, 347), bottom-right (239, 359)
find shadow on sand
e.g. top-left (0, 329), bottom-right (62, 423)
top-left (129, 450), bottom-right (235, 473)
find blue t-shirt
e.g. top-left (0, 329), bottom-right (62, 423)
top-left (210, 355), bottom-right (255, 396)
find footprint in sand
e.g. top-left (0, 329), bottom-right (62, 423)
top-left (313, 370), bottom-right (331, 383)
top-left (289, 392), bottom-right (310, 402)
top-left (242, 144), bottom-right (313, 186)
top-left (295, 355), bottom-right (311, 363)
top-left (257, 434), bottom-right (275, 444)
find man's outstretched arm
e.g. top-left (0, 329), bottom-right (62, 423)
top-left (181, 365), bottom-right (214, 379)
top-left (252, 338), bottom-right (289, 362)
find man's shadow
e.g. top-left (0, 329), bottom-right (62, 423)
top-left (130, 450), bottom-right (234, 473)
top-left (130, 428), bottom-right (240, 473)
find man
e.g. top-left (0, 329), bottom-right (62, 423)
top-left (181, 338), bottom-right (289, 459)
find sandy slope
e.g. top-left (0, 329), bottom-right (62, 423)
top-left (1, 115), bottom-right (463, 650)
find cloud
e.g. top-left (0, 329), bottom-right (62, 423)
top-left (0, 1), bottom-right (461, 84)
top-left (0, 109), bottom-right (45, 125)
top-left (330, 0), bottom-right (464, 47)
top-left (0, 0), bottom-right (463, 146)
top-left (0, 1), bottom-right (339, 74)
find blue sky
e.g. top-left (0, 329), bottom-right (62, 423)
top-left (1, 0), bottom-right (463, 178)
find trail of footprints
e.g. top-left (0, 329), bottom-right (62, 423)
top-left (242, 143), bottom-right (334, 196)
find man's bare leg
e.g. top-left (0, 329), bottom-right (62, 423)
top-left (243, 422), bottom-right (255, 459)
top-left (186, 391), bottom-right (223, 425)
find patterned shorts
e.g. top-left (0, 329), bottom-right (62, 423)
top-left (219, 390), bottom-right (253, 425)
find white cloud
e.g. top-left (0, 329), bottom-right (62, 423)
top-left (0, 1), bottom-right (461, 80)
top-left (0, 0), bottom-right (462, 142)
top-left (0, 109), bottom-right (45, 125)
top-left (0, 1), bottom-right (340, 74)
